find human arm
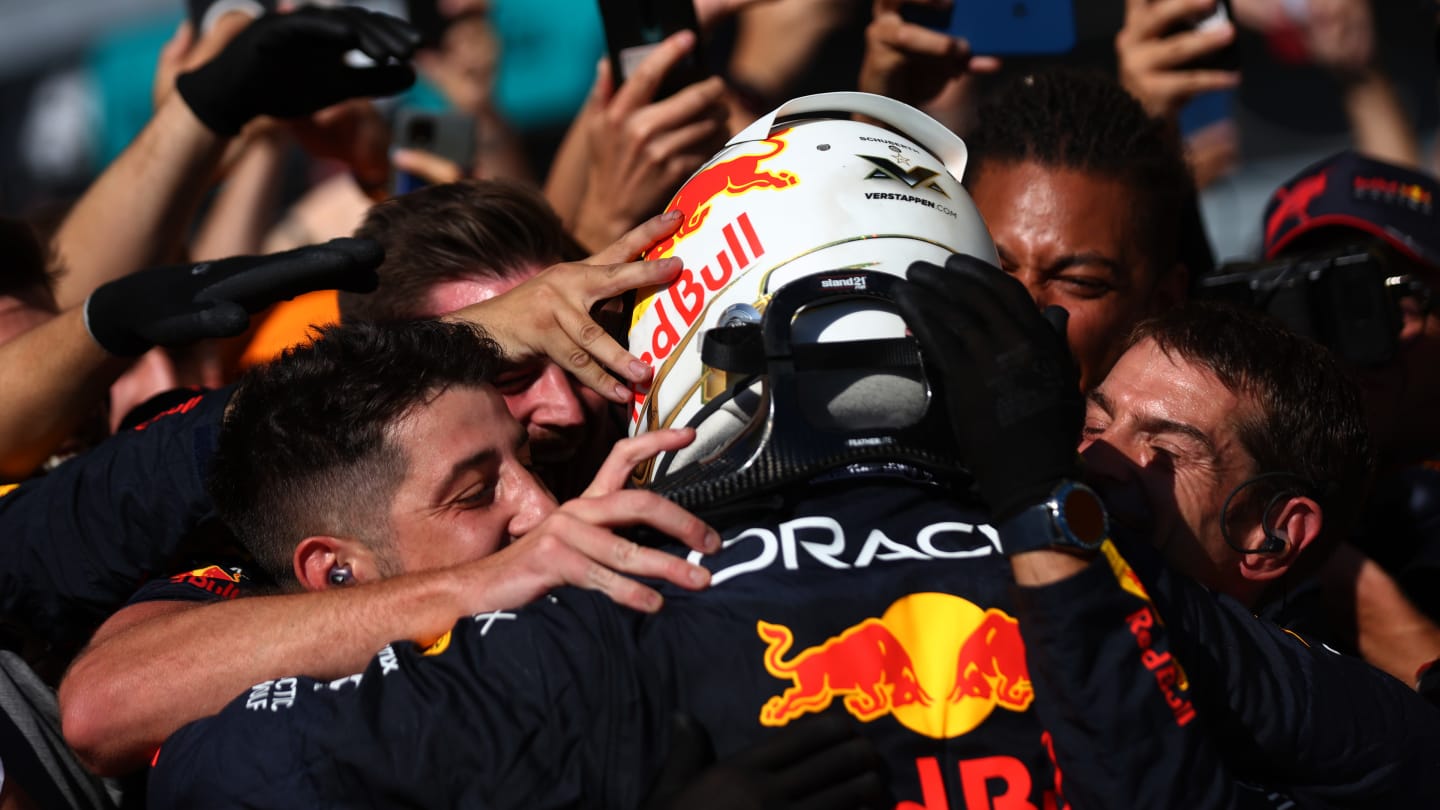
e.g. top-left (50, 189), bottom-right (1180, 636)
top-left (145, 590), bottom-right (653, 808)
top-left (895, 256), bottom-right (1268, 807)
top-left (0, 307), bottom-right (128, 480)
top-left (189, 130), bottom-right (289, 262)
top-left (1299, 0), bottom-right (1422, 168)
top-left (59, 428), bottom-right (718, 775)
top-left (49, 7), bottom-right (419, 311)
top-left (0, 240), bottom-right (382, 478)
top-left (1320, 541), bottom-right (1440, 685)
top-left (568, 31), bottom-right (729, 253)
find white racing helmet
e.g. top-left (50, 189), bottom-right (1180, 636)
top-left (626, 92), bottom-right (998, 490)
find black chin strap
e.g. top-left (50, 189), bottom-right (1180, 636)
top-left (649, 270), bottom-right (973, 517)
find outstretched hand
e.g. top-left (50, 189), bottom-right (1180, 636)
top-left (859, 0), bottom-right (1001, 107)
top-left (480, 428), bottom-right (720, 613)
top-left (1116, 0), bottom-right (1240, 121)
top-left (177, 6), bottom-right (420, 136)
top-left (446, 210), bottom-right (685, 404)
top-left (571, 30), bottom-right (730, 251)
top-left (85, 238), bottom-right (382, 357)
top-left (895, 254), bottom-right (1082, 522)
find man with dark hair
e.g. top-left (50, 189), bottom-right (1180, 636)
top-left (338, 180), bottom-right (587, 325)
top-left (1085, 304), bottom-right (1373, 609)
top-left (963, 69), bottom-right (1197, 391)
top-left (55, 215), bottom-right (699, 776)
top-left (339, 179), bottom-right (613, 501)
top-left (209, 318), bottom-right (504, 585)
top-left (146, 266), bottom-right (1440, 809)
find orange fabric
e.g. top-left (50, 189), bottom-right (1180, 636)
top-left (238, 290), bottom-right (340, 369)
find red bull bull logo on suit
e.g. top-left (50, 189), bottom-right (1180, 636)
top-left (760, 593), bottom-right (1032, 739)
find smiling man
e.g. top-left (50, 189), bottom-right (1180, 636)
top-left (1080, 304), bottom-right (1373, 609)
top-left (58, 318), bottom-right (716, 776)
top-left (340, 179), bottom-right (616, 499)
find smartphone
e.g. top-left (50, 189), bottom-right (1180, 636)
top-left (1172, 0), bottom-right (1237, 71)
top-left (189, 0), bottom-right (277, 32)
top-left (597, 0), bottom-right (710, 99)
top-left (390, 109), bottom-right (477, 196)
top-left (903, 0), bottom-right (1078, 56)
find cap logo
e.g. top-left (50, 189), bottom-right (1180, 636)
top-left (1265, 170), bottom-right (1328, 247)
top-left (1354, 175), bottom-right (1434, 214)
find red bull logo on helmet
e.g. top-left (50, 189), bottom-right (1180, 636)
top-left (759, 593), bottom-right (1032, 739)
top-left (645, 129), bottom-right (798, 261)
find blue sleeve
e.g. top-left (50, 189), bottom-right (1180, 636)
top-left (0, 387), bottom-right (231, 645)
top-left (1014, 546), bottom-right (1281, 810)
top-left (1125, 540), bottom-right (1440, 806)
top-left (147, 593), bottom-right (664, 810)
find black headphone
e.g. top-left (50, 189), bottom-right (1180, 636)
top-left (1220, 472), bottom-right (1320, 555)
top-left (328, 564), bottom-right (355, 587)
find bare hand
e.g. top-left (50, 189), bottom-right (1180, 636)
top-left (446, 211), bottom-right (685, 403)
top-left (571, 30), bottom-right (730, 252)
top-left (859, 0), bottom-right (1000, 107)
top-left (1117, 0), bottom-right (1240, 121)
top-left (484, 428), bottom-right (719, 612)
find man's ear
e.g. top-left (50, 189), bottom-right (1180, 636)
top-left (1239, 495), bottom-right (1322, 582)
top-left (294, 536), bottom-right (375, 591)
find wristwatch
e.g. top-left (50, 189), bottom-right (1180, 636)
top-left (996, 480), bottom-right (1110, 555)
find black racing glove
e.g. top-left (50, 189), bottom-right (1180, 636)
top-left (643, 713), bottom-right (887, 810)
top-left (176, 6), bottom-right (420, 136)
top-left (83, 238), bottom-right (382, 356)
top-left (894, 253), bottom-right (1083, 523)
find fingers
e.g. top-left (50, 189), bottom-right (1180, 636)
top-left (1125, 0), bottom-right (1218, 42)
top-left (611, 29), bottom-right (698, 111)
top-left (1147, 69), bottom-right (1241, 100)
top-left (889, 19), bottom-right (965, 61)
top-left (590, 210), bottom-right (685, 264)
top-left (583, 428), bottom-right (697, 496)
top-left (1136, 23), bottom-right (1236, 71)
top-left (523, 508), bottom-right (715, 612)
top-left (392, 147), bottom-right (467, 184)
top-left (563, 489), bottom-right (720, 555)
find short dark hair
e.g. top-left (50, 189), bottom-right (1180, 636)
top-left (209, 319), bottom-right (503, 586)
top-left (1129, 303), bottom-right (1375, 547)
top-left (0, 218), bottom-right (58, 309)
top-left (966, 69), bottom-right (1195, 278)
top-left (338, 180), bottom-right (587, 323)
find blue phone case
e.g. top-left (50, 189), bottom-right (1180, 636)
top-left (910, 1), bottom-right (1077, 56)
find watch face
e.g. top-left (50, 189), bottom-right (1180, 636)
top-left (1061, 485), bottom-right (1108, 546)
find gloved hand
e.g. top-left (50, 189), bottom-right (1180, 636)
top-left (84, 238), bottom-right (382, 357)
top-left (643, 713), bottom-right (887, 810)
top-left (894, 253), bottom-right (1083, 523)
top-left (176, 6), bottom-right (420, 136)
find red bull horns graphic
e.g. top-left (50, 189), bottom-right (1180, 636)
top-left (646, 129), bottom-right (798, 261)
top-left (759, 593), bottom-right (1033, 739)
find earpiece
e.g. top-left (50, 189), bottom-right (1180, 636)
top-left (1256, 530), bottom-right (1288, 555)
top-left (1221, 472), bottom-right (1314, 556)
top-left (328, 564), bottom-right (355, 587)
